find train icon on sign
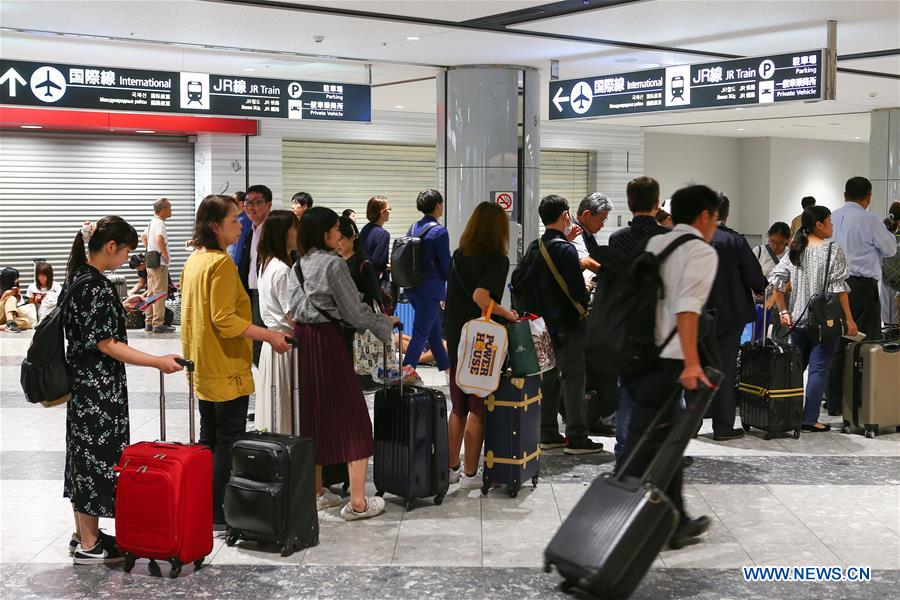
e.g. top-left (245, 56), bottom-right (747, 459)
top-left (670, 76), bottom-right (685, 101)
top-left (186, 81), bottom-right (204, 104)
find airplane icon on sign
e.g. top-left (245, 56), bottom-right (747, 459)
top-left (573, 88), bottom-right (591, 110)
top-left (34, 70), bottom-right (62, 97)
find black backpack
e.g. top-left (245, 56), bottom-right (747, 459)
top-left (20, 271), bottom-right (101, 406)
top-left (509, 239), bottom-right (546, 315)
top-left (586, 234), bottom-right (701, 379)
top-left (390, 222), bottom-right (438, 288)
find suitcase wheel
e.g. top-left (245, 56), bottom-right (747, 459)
top-left (123, 552), bottom-right (136, 573)
top-left (280, 545), bottom-right (295, 558)
top-left (507, 484), bottom-right (519, 499)
top-left (764, 431), bottom-right (774, 441)
top-left (531, 475), bottom-right (539, 488)
top-left (311, 534), bottom-right (320, 547)
top-left (742, 423), bottom-right (751, 432)
top-left (433, 493), bottom-right (445, 506)
top-left (148, 559), bottom-right (162, 576)
top-left (225, 534), bottom-right (239, 547)
top-left (865, 428), bottom-right (876, 439)
top-left (841, 422), bottom-right (851, 434)
top-left (193, 558), bottom-right (204, 570)
top-left (792, 429), bottom-right (801, 440)
top-left (375, 489), bottom-right (385, 498)
top-left (543, 561), bottom-right (551, 574)
top-left (404, 498), bottom-right (415, 512)
top-left (169, 558), bottom-right (182, 579)
top-left (480, 484), bottom-right (489, 496)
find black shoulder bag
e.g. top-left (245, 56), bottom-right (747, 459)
top-left (794, 243), bottom-right (846, 342)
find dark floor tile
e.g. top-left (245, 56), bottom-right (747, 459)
top-left (684, 456), bottom-right (900, 485)
top-left (0, 563), bottom-right (107, 599)
top-left (290, 566), bottom-right (484, 599)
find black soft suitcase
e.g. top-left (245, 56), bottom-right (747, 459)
top-left (223, 339), bottom-right (319, 556)
top-left (544, 368), bottom-right (723, 599)
top-left (481, 374), bottom-right (542, 498)
top-left (373, 329), bottom-right (449, 511)
top-left (736, 308), bottom-right (803, 440)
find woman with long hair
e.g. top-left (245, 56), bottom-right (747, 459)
top-left (26, 261), bottom-right (62, 321)
top-left (770, 206), bottom-right (857, 432)
top-left (256, 209), bottom-right (300, 433)
top-left (0, 267), bottom-right (23, 332)
top-left (180, 195), bottom-right (292, 528)
top-left (290, 206), bottom-right (399, 520)
top-left (63, 217), bottom-right (184, 564)
top-left (444, 202), bottom-right (518, 488)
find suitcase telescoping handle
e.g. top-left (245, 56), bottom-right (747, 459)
top-left (384, 323), bottom-right (404, 395)
top-left (158, 358), bottom-right (196, 443)
top-left (272, 337), bottom-right (295, 433)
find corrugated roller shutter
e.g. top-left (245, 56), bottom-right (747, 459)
top-left (0, 132), bottom-right (195, 289)
top-left (283, 141), bottom-right (437, 242)
top-left (538, 150), bottom-right (590, 235)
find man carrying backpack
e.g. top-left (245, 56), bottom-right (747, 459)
top-left (620, 185), bottom-right (720, 549)
top-left (517, 195), bottom-right (603, 455)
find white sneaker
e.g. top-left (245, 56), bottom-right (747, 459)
top-left (340, 496), bottom-right (387, 521)
top-left (316, 489), bottom-right (342, 511)
top-left (459, 471), bottom-right (483, 490)
top-left (449, 464), bottom-right (461, 484)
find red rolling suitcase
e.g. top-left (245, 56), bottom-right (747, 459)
top-left (115, 359), bottom-right (213, 578)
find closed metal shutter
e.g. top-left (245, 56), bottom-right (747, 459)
top-left (0, 131), bottom-right (195, 289)
top-left (283, 141), bottom-right (437, 242)
top-left (539, 150), bottom-right (591, 235)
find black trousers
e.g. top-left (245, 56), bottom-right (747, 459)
top-left (712, 327), bottom-right (743, 434)
top-left (249, 289), bottom-right (265, 367)
top-left (621, 359), bottom-right (687, 521)
top-left (828, 276), bottom-right (882, 411)
top-left (199, 396), bottom-right (249, 523)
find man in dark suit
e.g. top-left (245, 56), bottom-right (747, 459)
top-left (707, 193), bottom-right (768, 440)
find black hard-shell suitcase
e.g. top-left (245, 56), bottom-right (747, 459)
top-left (544, 368), bottom-right (722, 599)
top-left (373, 327), bottom-right (449, 511)
top-left (481, 374), bottom-right (542, 498)
top-left (223, 338), bottom-right (319, 556)
top-left (737, 306), bottom-right (804, 440)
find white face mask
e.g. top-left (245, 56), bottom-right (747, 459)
top-left (563, 214), bottom-right (574, 236)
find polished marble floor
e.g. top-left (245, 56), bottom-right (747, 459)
top-left (1, 330), bottom-right (898, 599)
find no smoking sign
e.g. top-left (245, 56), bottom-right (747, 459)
top-left (491, 191), bottom-right (517, 220)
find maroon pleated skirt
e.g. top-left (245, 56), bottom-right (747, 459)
top-left (294, 322), bottom-right (373, 465)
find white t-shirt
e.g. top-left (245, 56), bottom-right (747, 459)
top-left (248, 223), bottom-right (263, 290)
top-left (25, 281), bottom-right (61, 301)
top-left (645, 224), bottom-right (719, 360)
top-left (752, 244), bottom-right (787, 280)
top-left (147, 216), bottom-right (168, 266)
top-left (258, 259), bottom-right (293, 331)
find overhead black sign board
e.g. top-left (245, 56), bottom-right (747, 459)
top-left (549, 49), bottom-right (829, 120)
top-left (0, 59), bottom-right (371, 122)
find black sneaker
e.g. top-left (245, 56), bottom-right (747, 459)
top-left (668, 515), bottom-right (711, 549)
top-left (588, 420), bottom-right (616, 437)
top-left (73, 540), bottom-right (125, 565)
top-left (540, 433), bottom-right (567, 450)
top-left (563, 437), bottom-right (604, 455)
top-left (153, 325), bottom-right (176, 334)
top-left (68, 532), bottom-right (80, 557)
top-left (97, 530), bottom-right (118, 551)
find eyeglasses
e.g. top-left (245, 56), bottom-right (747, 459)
top-left (243, 200), bottom-right (268, 207)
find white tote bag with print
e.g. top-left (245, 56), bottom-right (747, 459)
top-left (455, 301), bottom-right (509, 397)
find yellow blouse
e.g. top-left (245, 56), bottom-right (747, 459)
top-left (180, 249), bottom-right (254, 402)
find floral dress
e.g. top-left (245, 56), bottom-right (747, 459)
top-left (63, 264), bottom-right (129, 517)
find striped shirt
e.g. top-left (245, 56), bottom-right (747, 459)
top-left (769, 242), bottom-right (850, 327)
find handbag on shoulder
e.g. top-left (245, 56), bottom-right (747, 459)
top-left (798, 243), bottom-right (846, 342)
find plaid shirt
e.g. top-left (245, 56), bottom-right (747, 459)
top-left (289, 248), bottom-right (393, 343)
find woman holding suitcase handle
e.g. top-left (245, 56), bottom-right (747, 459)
top-left (62, 217), bottom-right (185, 565)
top-left (770, 206), bottom-right (856, 432)
top-left (180, 195), bottom-right (292, 529)
top-left (290, 207), bottom-right (400, 521)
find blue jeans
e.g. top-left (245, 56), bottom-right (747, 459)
top-left (402, 290), bottom-right (450, 370)
top-left (789, 329), bottom-right (839, 425)
top-left (614, 380), bottom-right (633, 461)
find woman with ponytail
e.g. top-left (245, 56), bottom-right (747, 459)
top-left (63, 217), bottom-right (185, 565)
top-left (769, 206), bottom-right (856, 432)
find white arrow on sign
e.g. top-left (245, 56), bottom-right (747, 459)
top-left (552, 86), bottom-right (570, 112)
top-left (0, 67), bottom-right (27, 97)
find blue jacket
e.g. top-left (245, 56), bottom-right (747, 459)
top-left (408, 216), bottom-right (451, 300)
top-left (708, 224), bottom-right (768, 333)
top-left (228, 211), bottom-right (253, 290)
top-left (360, 222), bottom-right (391, 282)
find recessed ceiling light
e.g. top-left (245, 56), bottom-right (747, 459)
top-left (855, 136), bottom-right (862, 139)
top-left (136, 130), bottom-right (155, 134)
top-left (394, 105), bottom-right (404, 109)
top-left (614, 57), bottom-right (638, 63)
top-left (406, 36), bottom-right (420, 41)
top-left (20, 125), bottom-right (42, 129)
top-left (737, 128), bottom-right (745, 131)
top-left (735, 107), bottom-right (743, 111)
top-left (243, 68), bottom-right (255, 72)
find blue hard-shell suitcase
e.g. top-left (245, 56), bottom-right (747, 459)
top-left (481, 374), bottom-right (542, 497)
